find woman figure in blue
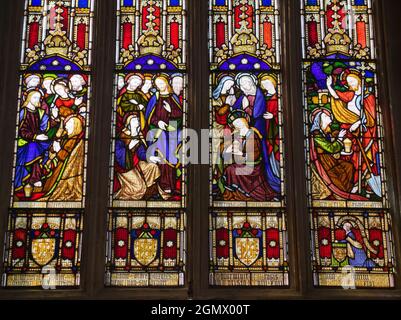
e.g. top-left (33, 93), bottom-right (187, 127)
top-left (232, 73), bottom-right (281, 196)
top-left (341, 221), bottom-right (377, 268)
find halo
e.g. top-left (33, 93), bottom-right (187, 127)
top-left (125, 73), bottom-right (145, 84)
top-left (50, 78), bottom-right (70, 94)
top-left (235, 73), bottom-right (257, 86)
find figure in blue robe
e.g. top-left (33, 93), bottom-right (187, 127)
top-left (15, 107), bottom-right (51, 192)
top-left (232, 76), bottom-right (281, 195)
top-left (342, 230), bottom-right (377, 268)
top-left (145, 77), bottom-right (183, 198)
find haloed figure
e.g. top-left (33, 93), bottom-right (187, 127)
top-left (260, 74), bottom-right (281, 183)
top-left (51, 78), bottom-right (76, 118)
top-left (117, 73), bottom-right (148, 134)
top-left (222, 110), bottom-right (277, 202)
top-left (341, 222), bottom-right (377, 268)
top-left (41, 115), bottom-right (85, 201)
top-left (114, 112), bottom-right (160, 201)
top-left (15, 90), bottom-right (51, 196)
top-left (141, 74), bottom-right (153, 100)
top-left (326, 72), bottom-right (381, 197)
top-left (310, 108), bottom-right (356, 199)
top-left (171, 73), bottom-right (184, 103)
top-left (145, 74), bottom-right (183, 200)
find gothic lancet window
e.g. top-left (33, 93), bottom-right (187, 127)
top-left (104, 0), bottom-right (188, 287)
top-left (2, 0), bottom-right (95, 287)
top-left (301, 0), bottom-right (396, 288)
top-left (208, 0), bottom-right (289, 287)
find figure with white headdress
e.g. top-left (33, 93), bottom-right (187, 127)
top-left (24, 74), bottom-right (42, 92)
top-left (69, 74), bottom-right (88, 116)
top-left (309, 108), bottom-right (360, 200)
top-left (113, 112), bottom-right (161, 200)
top-left (116, 73), bottom-right (149, 134)
top-left (211, 75), bottom-right (237, 193)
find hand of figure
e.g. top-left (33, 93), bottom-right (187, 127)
top-left (51, 107), bottom-right (59, 119)
top-left (129, 99), bottom-right (138, 105)
top-left (53, 141), bottom-right (61, 153)
top-left (326, 76), bottom-right (333, 87)
top-left (350, 120), bottom-right (361, 133)
top-left (242, 97), bottom-right (250, 109)
top-left (163, 101), bottom-right (172, 113)
top-left (138, 104), bottom-right (145, 111)
top-left (75, 97), bottom-right (83, 106)
top-left (79, 106), bottom-right (87, 115)
top-left (158, 120), bottom-right (168, 131)
top-left (149, 156), bottom-right (162, 164)
top-left (226, 95), bottom-right (236, 107)
top-left (338, 129), bottom-right (347, 140)
top-left (224, 144), bottom-right (234, 155)
top-left (36, 134), bottom-right (48, 141)
top-left (263, 112), bottom-right (274, 120)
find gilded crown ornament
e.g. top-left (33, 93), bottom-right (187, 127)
top-left (43, 6), bottom-right (72, 57)
top-left (231, 0), bottom-right (258, 54)
top-left (25, 1), bottom-right (88, 68)
top-left (231, 25), bottom-right (258, 55)
top-left (323, 0), bottom-right (351, 56)
top-left (137, 1), bottom-right (164, 56)
top-left (324, 25), bottom-right (351, 56)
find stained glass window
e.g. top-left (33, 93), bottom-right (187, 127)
top-left (2, 0), bottom-right (94, 289)
top-left (301, 0), bottom-right (396, 288)
top-left (105, 0), bottom-right (188, 287)
top-left (1, 0), bottom-right (95, 288)
top-left (208, 0), bottom-right (289, 286)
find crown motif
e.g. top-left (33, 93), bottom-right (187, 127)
top-left (137, 1), bottom-right (164, 55)
top-left (43, 6), bottom-right (71, 57)
top-left (231, 0), bottom-right (258, 54)
top-left (231, 24), bottom-right (258, 55)
top-left (324, 25), bottom-right (351, 55)
top-left (323, 0), bottom-right (351, 55)
top-left (137, 27), bottom-right (164, 56)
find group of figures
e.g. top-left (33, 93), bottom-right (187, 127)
top-left (307, 62), bottom-right (383, 202)
top-left (211, 72), bottom-right (282, 203)
top-left (112, 72), bottom-right (185, 202)
top-left (15, 73), bottom-right (88, 202)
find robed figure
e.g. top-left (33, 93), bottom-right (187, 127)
top-left (116, 73), bottom-right (149, 135)
top-left (145, 74), bottom-right (183, 200)
top-left (341, 221), bottom-right (377, 268)
top-left (222, 110), bottom-right (277, 202)
top-left (232, 73), bottom-right (281, 194)
top-left (309, 108), bottom-right (362, 201)
top-left (113, 112), bottom-right (160, 200)
top-left (15, 90), bottom-right (51, 195)
top-left (327, 72), bottom-right (381, 197)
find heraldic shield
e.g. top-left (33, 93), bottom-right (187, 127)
top-left (332, 243), bottom-right (349, 266)
top-left (235, 237), bottom-right (260, 267)
top-left (31, 223), bottom-right (58, 267)
top-left (133, 238), bottom-right (158, 266)
top-left (31, 238), bottom-right (56, 266)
